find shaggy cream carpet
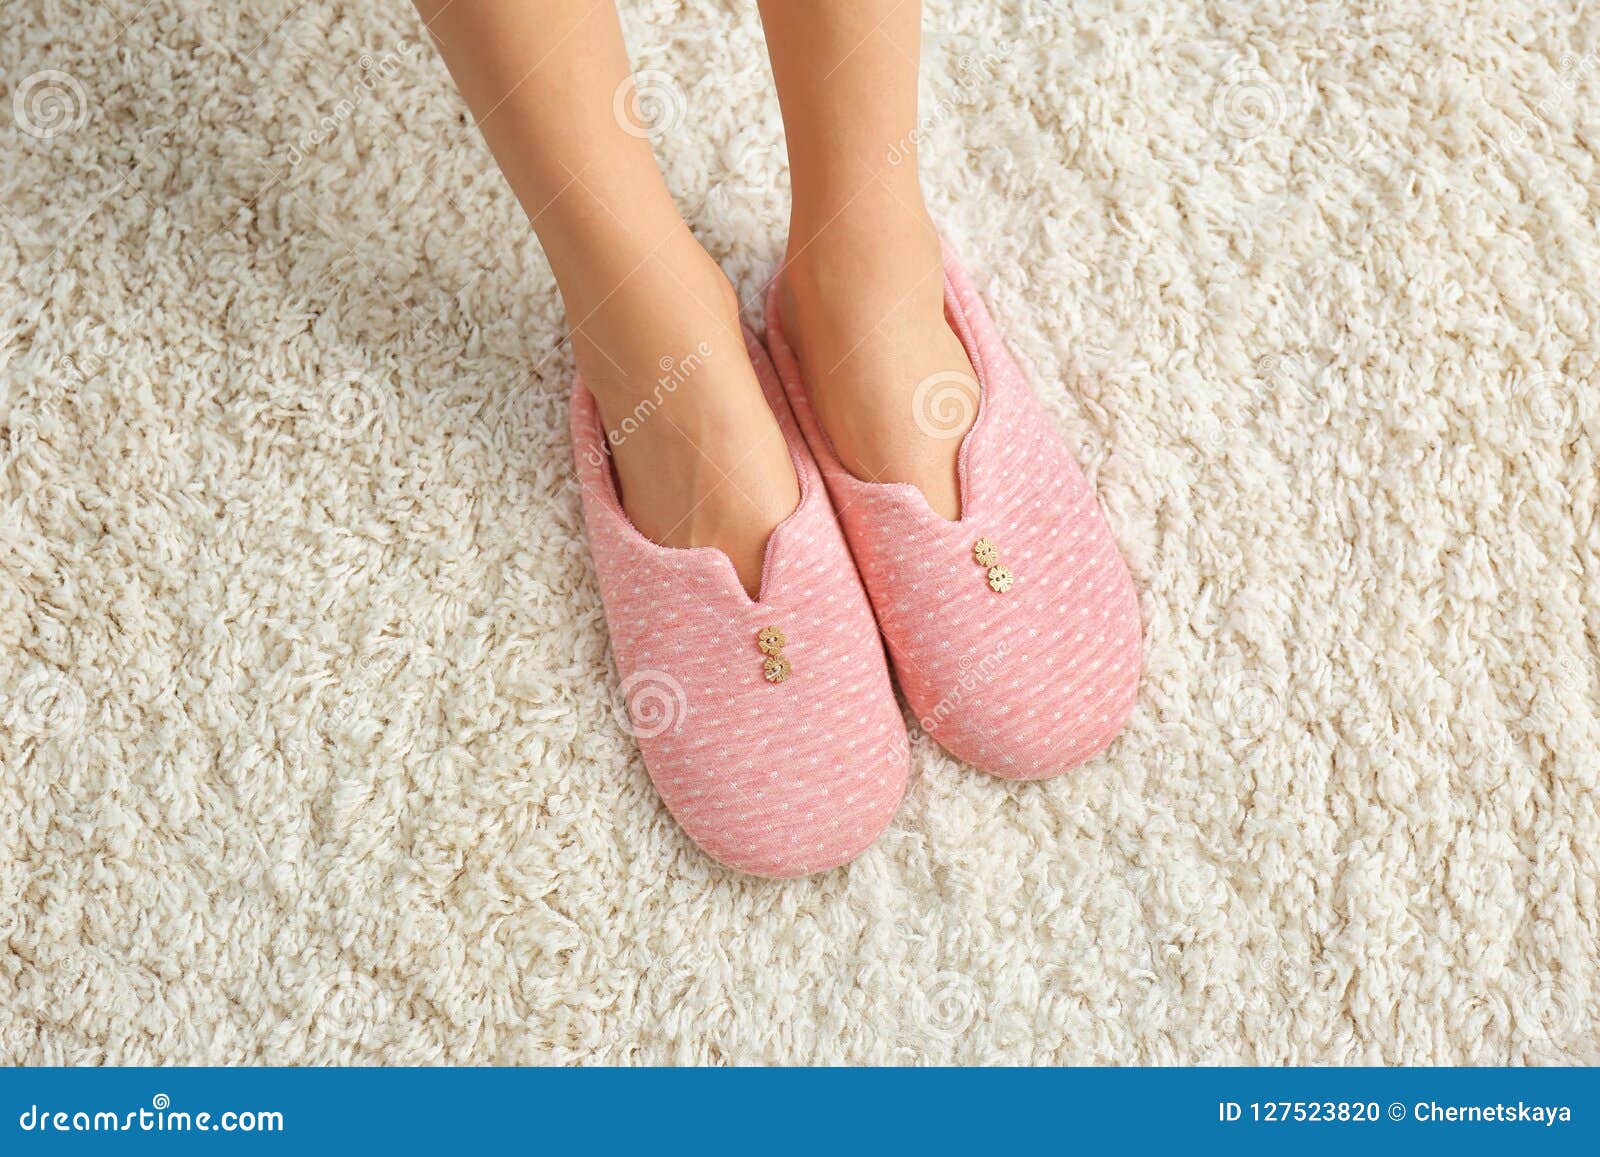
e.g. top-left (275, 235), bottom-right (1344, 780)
top-left (3, 0), bottom-right (1598, 1065)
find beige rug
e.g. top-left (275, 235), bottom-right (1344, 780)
top-left (3, 0), bottom-right (1598, 1064)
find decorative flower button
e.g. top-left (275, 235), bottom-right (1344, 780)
top-left (974, 537), bottom-right (1015, 591)
top-left (757, 626), bottom-right (792, 682)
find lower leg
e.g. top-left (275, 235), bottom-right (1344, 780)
top-left (415, 0), bottom-right (797, 595)
top-left (757, 0), bottom-right (976, 519)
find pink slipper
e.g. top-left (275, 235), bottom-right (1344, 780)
top-left (765, 243), bottom-right (1142, 780)
top-left (569, 330), bottom-right (909, 877)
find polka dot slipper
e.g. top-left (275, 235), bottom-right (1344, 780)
top-left (569, 329), bottom-right (909, 876)
top-left (765, 243), bottom-right (1142, 780)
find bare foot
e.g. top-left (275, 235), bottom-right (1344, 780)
top-left (778, 211), bottom-right (976, 520)
top-left (575, 240), bottom-right (798, 598)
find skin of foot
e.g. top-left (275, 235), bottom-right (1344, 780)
top-left (575, 243), bottom-right (800, 599)
top-left (411, 2), bottom-right (799, 599)
top-left (777, 211), bottom-right (978, 521)
top-left (415, 0), bottom-right (964, 576)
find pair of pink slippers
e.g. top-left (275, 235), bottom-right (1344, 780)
top-left (570, 244), bottom-right (1142, 878)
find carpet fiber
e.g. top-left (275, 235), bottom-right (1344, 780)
top-left (2, 0), bottom-right (1598, 1064)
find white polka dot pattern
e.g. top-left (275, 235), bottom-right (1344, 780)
top-left (765, 244), bottom-right (1143, 780)
top-left (569, 333), bottom-right (910, 877)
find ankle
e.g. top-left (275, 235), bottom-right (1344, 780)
top-left (568, 243), bottom-right (745, 413)
top-left (548, 212), bottom-right (733, 322)
top-left (790, 191), bottom-right (937, 258)
top-left (782, 208), bottom-right (944, 334)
